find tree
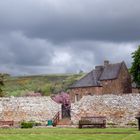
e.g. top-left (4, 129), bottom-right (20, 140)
top-left (51, 92), bottom-right (71, 118)
top-left (0, 74), bottom-right (4, 97)
top-left (52, 92), bottom-right (70, 105)
top-left (130, 46), bottom-right (140, 86)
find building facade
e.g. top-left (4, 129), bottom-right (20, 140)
top-left (69, 61), bottom-right (132, 102)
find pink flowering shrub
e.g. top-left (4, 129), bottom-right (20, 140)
top-left (52, 92), bottom-right (70, 106)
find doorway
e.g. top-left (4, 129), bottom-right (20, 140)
top-left (62, 104), bottom-right (71, 119)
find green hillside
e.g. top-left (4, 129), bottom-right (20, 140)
top-left (3, 73), bottom-right (85, 97)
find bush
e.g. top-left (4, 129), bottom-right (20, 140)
top-left (31, 121), bottom-right (41, 126)
top-left (21, 121), bottom-right (34, 128)
top-left (107, 122), bottom-right (117, 125)
top-left (34, 122), bottom-right (41, 126)
top-left (107, 122), bottom-right (117, 128)
top-left (126, 122), bottom-right (137, 126)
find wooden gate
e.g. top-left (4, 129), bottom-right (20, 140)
top-left (62, 104), bottom-right (71, 118)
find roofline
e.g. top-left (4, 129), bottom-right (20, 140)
top-left (69, 61), bottom-right (128, 88)
top-left (116, 61), bottom-right (123, 78)
top-left (99, 77), bottom-right (118, 81)
top-left (69, 85), bottom-right (102, 89)
top-left (116, 61), bottom-right (130, 79)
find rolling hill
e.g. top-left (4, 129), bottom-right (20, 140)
top-left (3, 73), bottom-right (85, 97)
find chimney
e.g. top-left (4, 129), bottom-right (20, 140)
top-left (104, 60), bottom-right (109, 66)
top-left (95, 66), bottom-right (104, 71)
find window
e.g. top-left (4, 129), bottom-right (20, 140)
top-left (88, 93), bottom-right (92, 95)
top-left (75, 94), bottom-right (79, 102)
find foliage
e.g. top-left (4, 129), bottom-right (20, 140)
top-left (107, 122), bottom-right (117, 128)
top-left (130, 46), bottom-right (140, 86)
top-left (52, 92), bottom-right (70, 105)
top-left (107, 122), bottom-right (117, 125)
top-left (126, 122), bottom-right (137, 126)
top-left (21, 121), bottom-right (34, 128)
top-left (39, 84), bottom-right (55, 96)
top-left (0, 74), bottom-right (4, 97)
top-left (3, 73), bottom-right (85, 97)
top-left (5, 90), bottom-right (31, 97)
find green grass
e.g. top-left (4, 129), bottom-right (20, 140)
top-left (0, 128), bottom-right (139, 140)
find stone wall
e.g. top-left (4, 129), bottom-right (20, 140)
top-left (1, 94), bottom-right (140, 127)
top-left (0, 97), bottom-right (61, 123)
top-left (71, 94), bottom-right (140, 127)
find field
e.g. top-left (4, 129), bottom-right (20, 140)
top-left (3, 73), bottom-right (85, 96)
top-left (0, 128), bottom-right (140, 140)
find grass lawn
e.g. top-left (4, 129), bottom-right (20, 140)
top-left (0, 128), bottom-right (140, 140)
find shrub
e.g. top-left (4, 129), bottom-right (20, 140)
top-left (126, 122), bottom-right (137, 126)
top-left (107, 122), bottom-right (117, 125)
top-left (107, 122), bottom-right (117, 128)
top-left (21, 121), bottom-right (34, 128)
top-left (34, 122), bottom-right (41, 126)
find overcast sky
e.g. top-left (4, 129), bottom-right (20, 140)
top-left (0, 0), bottom-right (140, 76)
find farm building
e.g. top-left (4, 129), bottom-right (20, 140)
top-left (69, 61), bottom-right (132, 102)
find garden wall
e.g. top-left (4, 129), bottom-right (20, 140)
top-left (71, 94), bottom-right (140, 127)
top-left (1, 94), bottom-right (140, 127)
top-left (0, 97), bottom-right (61, 124)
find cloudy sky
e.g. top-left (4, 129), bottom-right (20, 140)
top-left (0, 0), bottom-right (140, 76)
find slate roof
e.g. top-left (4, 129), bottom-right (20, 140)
top-left (70, 61), bottom-right (124, 88)
top-left (100, 62), bottom-right (122, 80)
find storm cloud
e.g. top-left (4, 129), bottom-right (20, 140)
top-left (0, 0), bottom-right (140, 75)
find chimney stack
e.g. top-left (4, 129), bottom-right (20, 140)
top-left (95, 66), bottom-right (104, 71)
top-left (104, 60), bottom-right (109, 66)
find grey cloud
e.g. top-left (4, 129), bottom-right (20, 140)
top-left (0, 0), bottom-right (139, 75)
top-left (0, 31), bottom-right (56, 75)
top-left (0, 33), bottom-right (138, 75)
top-left (50, 41), bottom-right (139, 73)
top-left (0, 0), bottom-right (140, 42)
top-left (0, 31), bottom-right (53, 66)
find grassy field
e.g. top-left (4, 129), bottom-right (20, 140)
top-left (0, 128), bottom-right (140, 140)
top-left (3, 73), bottom-right (85, 96)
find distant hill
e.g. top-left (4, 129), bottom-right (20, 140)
top-left (3, 73), bottom-right (85, 97)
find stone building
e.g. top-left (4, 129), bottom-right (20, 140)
top-left (69, 61), bottom-right (132, 102)
top-left (132, 82), bottom-right (140, 93)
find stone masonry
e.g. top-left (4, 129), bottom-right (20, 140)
top-left (0, 94), bottom-right (140, 127)
top-left (71, 94), bottom-right (140, 127)
top-left (0, 97), bottom-right (61, 124)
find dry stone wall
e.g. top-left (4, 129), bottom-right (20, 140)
top-left (0, 97), bottom-right (61, 123)
top-left (0, 94), bottom-right (140, 127)
top-left (71, 94), bottom-right (140, 127)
